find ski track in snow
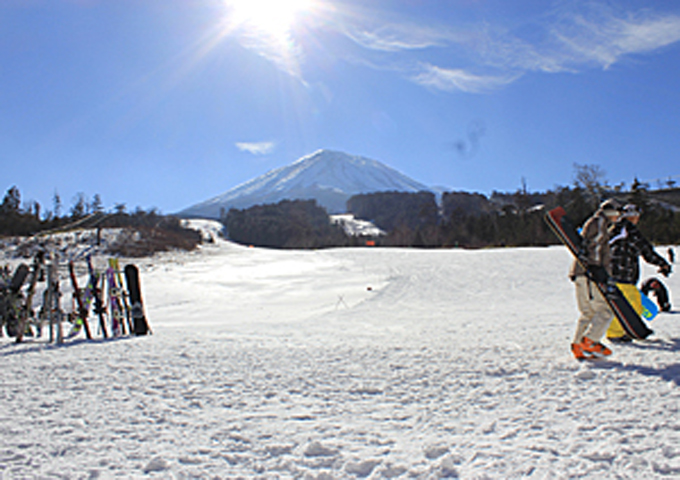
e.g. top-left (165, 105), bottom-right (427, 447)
top-left (2, 237), bottom-right (680, 479)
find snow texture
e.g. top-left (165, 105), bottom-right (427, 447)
top-left (179, 150), bottom-right (434, 217)
top-left (1, 224), bottom-right (679, 479)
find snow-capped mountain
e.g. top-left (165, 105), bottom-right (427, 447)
top-left (178, 149), bottom-right (433, 218)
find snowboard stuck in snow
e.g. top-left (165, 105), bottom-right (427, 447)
top-left (124, 263), bottom-right (151, 335)
top-left (0, 263), bottom-right (29, 337)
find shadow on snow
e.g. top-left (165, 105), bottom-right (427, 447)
top-left (589, 337), bottom-right (680, 387)
top-left (0, 335), bottom-right (141, 357)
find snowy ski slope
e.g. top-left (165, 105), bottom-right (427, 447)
top-left (2, 231), bottom-right (679, 478)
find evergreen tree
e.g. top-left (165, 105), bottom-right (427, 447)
top-left (70, 193), bottom-right (87, 219)
top-left (91, 194), bottom-right (104, 214)
top-left (1, 186), bottom-right (21, 215)
top-left (53, 190), bottom-right (62, 219)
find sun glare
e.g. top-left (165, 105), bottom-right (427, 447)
top-left (226, 0), bottom-right (313, 40)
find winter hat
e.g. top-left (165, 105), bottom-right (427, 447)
top-left (599, 199), bottom-right (621, 217)
top-left (622, 204), bottom-right (641, 218)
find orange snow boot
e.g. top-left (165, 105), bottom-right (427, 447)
top-left (571, 342), bottom-right (589, 360)
top-left (580, 337), bottom-right (612, 358)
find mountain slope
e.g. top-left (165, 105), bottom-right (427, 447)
top-left (178, 150), bottom-right (432, 218)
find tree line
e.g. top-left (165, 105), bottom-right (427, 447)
top-left (224, 200), bottom-right (347, 249)
top-left (5, 162), bottom-right (679, 251)
top-left (353, 182), bottom-right (679, 248)
top-left (0, 186), bottom-right (166, 236)
top-left (0, 186), bottom-right (201, 255)
top-left (223, 180), bottom-right (680, 249)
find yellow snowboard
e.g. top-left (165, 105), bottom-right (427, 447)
top-left (607, 283), bottom-right (643, 338)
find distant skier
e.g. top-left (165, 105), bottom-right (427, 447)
top-left (669, 247), bottom-right (676, 264)
top-left (606, 204), bottom-right (671, 342)
top-left (570, 199), bottom-right (621, 360)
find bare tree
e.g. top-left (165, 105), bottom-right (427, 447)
top-left (573, 163), bottom-right (607, 203)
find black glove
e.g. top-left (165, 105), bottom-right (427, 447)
top-left (587, 265), bottom-right (609, 284)
top-left (659, 264), bottom-right (672, 277)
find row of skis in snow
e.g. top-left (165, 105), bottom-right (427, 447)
top-left (0, 252), bottom-right (150, 343)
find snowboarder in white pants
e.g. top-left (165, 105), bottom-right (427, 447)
top-left (569, 199), bottom-right (621, 359)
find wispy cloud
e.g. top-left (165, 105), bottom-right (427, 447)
top-left (237, 32), bottom-right (305, 79)
top-left (548, 7), bottom-right (680, 69)
top-left (236, 141), bottom-right (276, 155)
top-left (412, 64), bottom-right (518, 94)
top-left (221, 2), bottom-right (680, 94)
top-left (342, 22), bottom-right (451, 52)
top-left (337, 3), bottom-right (680, 93)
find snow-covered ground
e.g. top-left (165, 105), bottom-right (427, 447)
top-left (2, 229), bottom-right (679, 479)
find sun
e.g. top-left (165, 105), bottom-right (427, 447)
top-left (218, 0), bottom-right (325, 78)
top-left (225, 0), bottom-right (314, 41)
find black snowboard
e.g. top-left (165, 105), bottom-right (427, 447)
top-left (15, 252), bottom-right (45, 343)
top-left (545, 206), bottom-right (653, 340)
top-left (2, 264), bottom-right (29, 337)
top-left (10, 264), bottom-right (29, 293)
top-left (124, 264), bottom-right (150, 335)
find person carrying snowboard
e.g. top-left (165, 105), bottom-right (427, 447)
top-left (606, 204), bottom-right (672, 342)
top-left (570, 199), bottom-right (621, 360)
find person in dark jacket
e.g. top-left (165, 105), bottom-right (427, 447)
top-left (606, 204), bottom-right (672, 341)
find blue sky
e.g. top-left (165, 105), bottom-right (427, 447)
top-left (2, 0), bottom-right (680, 215)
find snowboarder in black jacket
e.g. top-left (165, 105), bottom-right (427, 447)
top-left (607, 204), bottom-right (671, 341)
